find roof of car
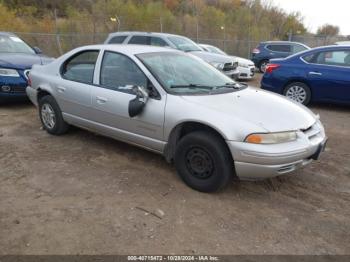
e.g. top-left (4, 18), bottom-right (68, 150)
top-left (261, 41), bottom-right (306, 45)
top-left (80, 44), bottom-right (181, 55)
top-left (107, 31), bottom-right (189, 39)
top-left (310, 45), bottom-right (350, 51)
top-left (0, 32), bottom-right (16, 36)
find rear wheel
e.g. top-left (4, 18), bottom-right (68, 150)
top-left (174, 131), bottom-right (234, 192)
top-left (39, 95), bottom-right (69, 135)
top-left (283, 82), bottom-right (311, 105)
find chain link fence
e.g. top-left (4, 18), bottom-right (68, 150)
top-left (16, 32), bottom-right (346, 60)
top-left (15, 31), bottom-right (261, 59)
top-left (291, 34), bottom-right (350, 47)
top-left (14, 15), bottom-right (347, 60)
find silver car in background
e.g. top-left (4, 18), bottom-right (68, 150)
top-left (199, 43), bottom-right (256, 80)
top-left (104, 31), bottom-right (240, 79)
top-left (26, 45), bottom-right (327, 192)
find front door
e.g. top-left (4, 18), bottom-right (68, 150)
top-left (90, 51), bottom-right (166, 152)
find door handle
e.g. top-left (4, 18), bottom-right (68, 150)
top-left (96, 96), bottom-right (108, 104)
top-left (57, 86), bottom-right (66, 93)
top-left (309, 71), bottom-right (322, 76)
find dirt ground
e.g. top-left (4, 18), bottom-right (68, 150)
top-left (0, 74), bottom-right (349, 255)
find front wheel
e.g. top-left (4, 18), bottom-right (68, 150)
top-left (283, 82), bottom-right (311, 105)
top-left (174, 131), bottom-right (234, 192)
top-left (39, 95), bottom-right (69, 135)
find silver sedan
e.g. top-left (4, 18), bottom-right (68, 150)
top-left (26, 45), bottom-right (327, 192)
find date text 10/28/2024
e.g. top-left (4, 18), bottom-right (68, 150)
top-left (127, 256), bottom-right (219, 261)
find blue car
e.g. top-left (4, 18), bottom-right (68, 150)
top-left (261, 45), bottom-right (350, 105)
top-left (0, 32), bottom-right (53, 103)
top-left (252, 41), bottom-right (310, 73)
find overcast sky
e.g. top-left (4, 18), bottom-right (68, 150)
top-left (271, 0), bottom-right (349, 35)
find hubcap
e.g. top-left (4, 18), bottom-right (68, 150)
top-left (41, 103), bottom-right (56, 129)
top-left (185, 147), bottom-right (214, 179)
top-left (286, 85), bottom-right (307, 103)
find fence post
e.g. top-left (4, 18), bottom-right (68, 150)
top-left (53, 9), bottom-right (63, 55)
top-left (196, 18), bottom-right (199, 43)
top-left (160, 17), bottom-right (163, 32)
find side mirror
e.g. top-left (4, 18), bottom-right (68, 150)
top-left (33, 46), bottom-right (43, 54)
top-left (128, 85), bottom-right (149, 118)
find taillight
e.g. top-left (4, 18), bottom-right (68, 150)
top-left (265, 63), bottom-right (280, 74)
top-left (27, 76), bottom-right (32, 87)
top-left (252, 48), bottom-right (260, 54)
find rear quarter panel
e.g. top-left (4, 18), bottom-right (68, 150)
top-left (261, 57), bottom-right (311, 94)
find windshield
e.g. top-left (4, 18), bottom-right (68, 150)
top-left (168, 36), bottom-right (202, 52)
top-left (137, 52), bottom-right (244, 95)
top-left (0, 35), bottom-right (35, 54)
top-left (206, 45), bottom-right (227, 55)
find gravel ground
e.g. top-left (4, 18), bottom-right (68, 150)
top-left (0, 74), bottom-right (349, 255)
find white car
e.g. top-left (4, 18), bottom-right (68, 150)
top-left (199, 44), bottom-right (255, 80)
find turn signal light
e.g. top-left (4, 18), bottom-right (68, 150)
top-left (245, 134), bottom-right (262, 144)
top-left (27, 76), bottom-right (32, 87)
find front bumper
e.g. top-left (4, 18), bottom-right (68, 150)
top-left (227, 121), bottom-right (327, 180)
top-left (238, 66), bottom-right (255, 80)
top-left (222, 69), bottom-right (240, 80)
top-left (0, 75), bottom-right (29, 102)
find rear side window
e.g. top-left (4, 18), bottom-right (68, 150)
top-left (150, 37), bottom-right (168, 47)
top-left (108, 35), bottom-right (128, 44)
top-left (266, 44), bottom-right (291, 53)
top-left (128, 36), bottom-right (150, 45)
top-left (302, 53), bottom-right (317, 63)
top-left (61, 50), bottom-right (99, 84)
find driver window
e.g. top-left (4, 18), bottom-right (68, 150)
top-left (100, 51), bottom-right (148, 93)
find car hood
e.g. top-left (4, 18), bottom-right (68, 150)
top-left (189, 51), bottom-right (234, 63)
top-left (0, 53), bottom-right (54, 70)
top-left (181, 87), bottom-right (316, 133)
top-left (232, 56), bottom-right (254, 66)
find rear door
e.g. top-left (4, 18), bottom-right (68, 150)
top-left (57, 50), bottom-right (99, 119)
top-left (89, 50), bottom-right (166, 151)
top-left (303, 49), bottom-right (350, 102)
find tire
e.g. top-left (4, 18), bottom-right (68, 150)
top-left (258, 60), bottom-right (269, 73)
top-left (39, 95), bottom-right (69, 135)
top-left (283, 82), bottom-right (311, 105)
top-left (174, 131), bottom-right (234, 192)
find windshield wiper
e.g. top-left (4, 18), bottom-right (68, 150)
top-left (212, 82), bottom-right (245, 90)
top-left (170, 84), bottom-right (213, 89)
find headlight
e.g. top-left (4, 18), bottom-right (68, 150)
top-left (238, 63), bottom-right (249, 68)
top-left (210, 62), bottom-right (225, 70)
top-left (245, 131), bottom-right (297, 144)
top-left (0, 68), bottom-right (20, 77)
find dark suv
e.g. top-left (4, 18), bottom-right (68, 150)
top-left (251, 41), bottom-right (310, 73)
